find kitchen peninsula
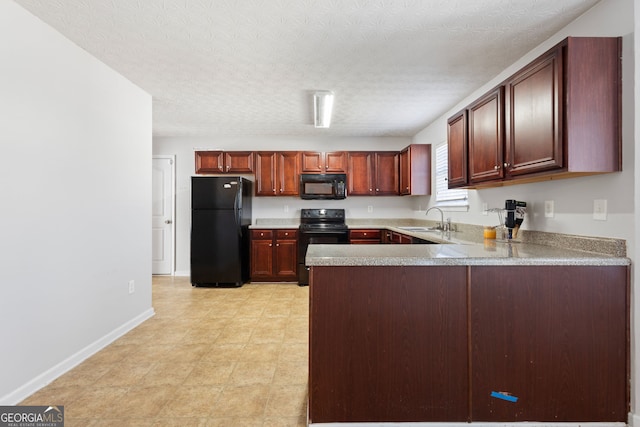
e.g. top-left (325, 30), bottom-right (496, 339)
top-left (306, 235), bottom-right (630, 424)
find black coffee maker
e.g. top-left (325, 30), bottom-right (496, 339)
top-left (505, 199), bottom-right (527, 239)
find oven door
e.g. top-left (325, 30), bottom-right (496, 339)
top-left (297, 230), bottom-right (349, 285)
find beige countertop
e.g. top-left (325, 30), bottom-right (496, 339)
top-left (252, 218), bottom-right (630, 266)
top-left (305, 240), bottom-right (630, 267)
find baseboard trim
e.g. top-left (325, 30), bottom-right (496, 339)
top-left (629, 412), bottom-right (639, 426)
top-left (0, 308), bottom-right (155, 405)
top-left (174, 270), bottom-right (190, 277)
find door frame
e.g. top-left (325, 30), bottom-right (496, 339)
top-left (152, 155), bottom-right (176, 275)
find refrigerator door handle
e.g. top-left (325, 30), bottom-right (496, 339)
top-left (234, 191), bottom-right (242, 237)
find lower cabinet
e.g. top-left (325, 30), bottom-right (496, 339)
top-left (384, 230), bottom-right (412, 244)
top-left (250, 229), bottom-right (298, 282)
top-left (310, 266), bottom-right (469, 423)
top-left (309, 264), bottom-right (629, 423)
top-left (349, 229), bottom-right (381, 244)
top-left (470, 265), bottom-right (628, 422)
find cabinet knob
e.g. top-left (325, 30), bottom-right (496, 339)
top-left (276, 243), bottom-right (280, 247)
top-left (494, 165), bottom-right (500, 170)
top-left (363, 233), bottom-right (367, 236)
top-left (269, 243), bottom-right (272, 247)
top-left (504, 162), bottom-right (510, 168)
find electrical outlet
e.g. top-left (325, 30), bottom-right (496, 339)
top-left (544, 200), bottom-right (554, 218)
top-left (367, 206), bottom-right (373, 213)
top-left (593, 199), bottom-right (607, 221)
top-left (128, 280), bottom-right (135, 294)
top-left (482, 203), bottom-right (488, 215)
top-left (284, 205), bottom-right (289, 213)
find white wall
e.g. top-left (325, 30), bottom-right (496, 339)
top-left (0, 1), bottom-right (153, 403)
top-left (153, 136), bottom-right (414, 275)
top-left (414, 0), bottom-right (638, 421)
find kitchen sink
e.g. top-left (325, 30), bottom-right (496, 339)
top-left (397, 226), bottom-right (440, 232)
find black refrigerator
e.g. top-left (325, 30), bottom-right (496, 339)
top-left (191, 176), bottom-right (252, 287)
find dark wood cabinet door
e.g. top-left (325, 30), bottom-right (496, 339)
top-left (349, 229), bottom-right (381, 244)
top-left (324, 151), bottom-right (347, 173)
top-left (250, 231), bottom-right (274, 279)
top-left (399, 148), bottom-right (411, 195)
top-left (194, 151), bottom-right (224, 174)
top-left (468, 87), bottom-right (504, 183)
top-left (505, 47), bottom-right (563, 177)
top-left (277, 151), bottom-right (300, 196)
top-left (274, 232), bottom-right (297, 279)
top-left (374, 152), bottom-right (399, 195)
top-left (399, 144), bottom-right (431, 195)
top-left (302, 151), bottom-right (346, 173)
top-left (447, 110), bottom-right (468, 188)
top-left (254, 152), bottom-right (277, 196)
top-left (348, 152), bottom-right (374, 195)
top-left (301, 151), bottom-right (324, 173)
top-left (310, 266), bottom-right (469, 423)
top-left (470, 265), bottom-right (628, 422)
top-left (224, 151), bottom-right (254, 173)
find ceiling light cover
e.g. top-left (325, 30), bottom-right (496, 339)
top-left (314, 91), bottom-right (334, 128)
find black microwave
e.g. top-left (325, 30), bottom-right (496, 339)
top-left (300, 173), bottom-right (347, 200)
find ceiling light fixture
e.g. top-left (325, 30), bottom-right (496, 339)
top-left (313, 91), bottom-right (334, 128)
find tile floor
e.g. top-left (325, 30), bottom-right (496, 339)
top-left (20, 276), bottom-right (309, 426)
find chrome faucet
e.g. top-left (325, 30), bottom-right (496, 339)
top-left (425, 207), bottom-right (445, 230)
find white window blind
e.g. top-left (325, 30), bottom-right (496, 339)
top-left (435, 142), bottom-right (468, 206)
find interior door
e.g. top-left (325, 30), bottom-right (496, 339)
top-left (152, 156), bottom-right (175, 275)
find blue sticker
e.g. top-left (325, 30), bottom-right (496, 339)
top-left (491, 391), bottom-right (518, 403)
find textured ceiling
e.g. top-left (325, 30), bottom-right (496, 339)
top-left (15, 0), bottom-right (600, 138)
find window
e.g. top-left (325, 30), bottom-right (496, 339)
top-left (435, 142), bottom-right (468, 206)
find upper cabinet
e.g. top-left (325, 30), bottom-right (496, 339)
top-left (194, 147), bottom-right (428, 197)
top-left (446, 111), bottom-right (468, 188)
top-left (447, 37), bottom-right (621, 189)
top-left (195, 151), bottom-right (254, 174)
top-left (504, 46), bottom-right (562, 177)
top-left (468, 87), bottom-right (504, 184)
top-left (254, 151), bottom-right (300, 196)
top-left (399, 144), bottom-right (431, 195)
top-left (301, 151), bottom-right (347, 173)
top-left (348, 152), bottom-right (399, 196)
